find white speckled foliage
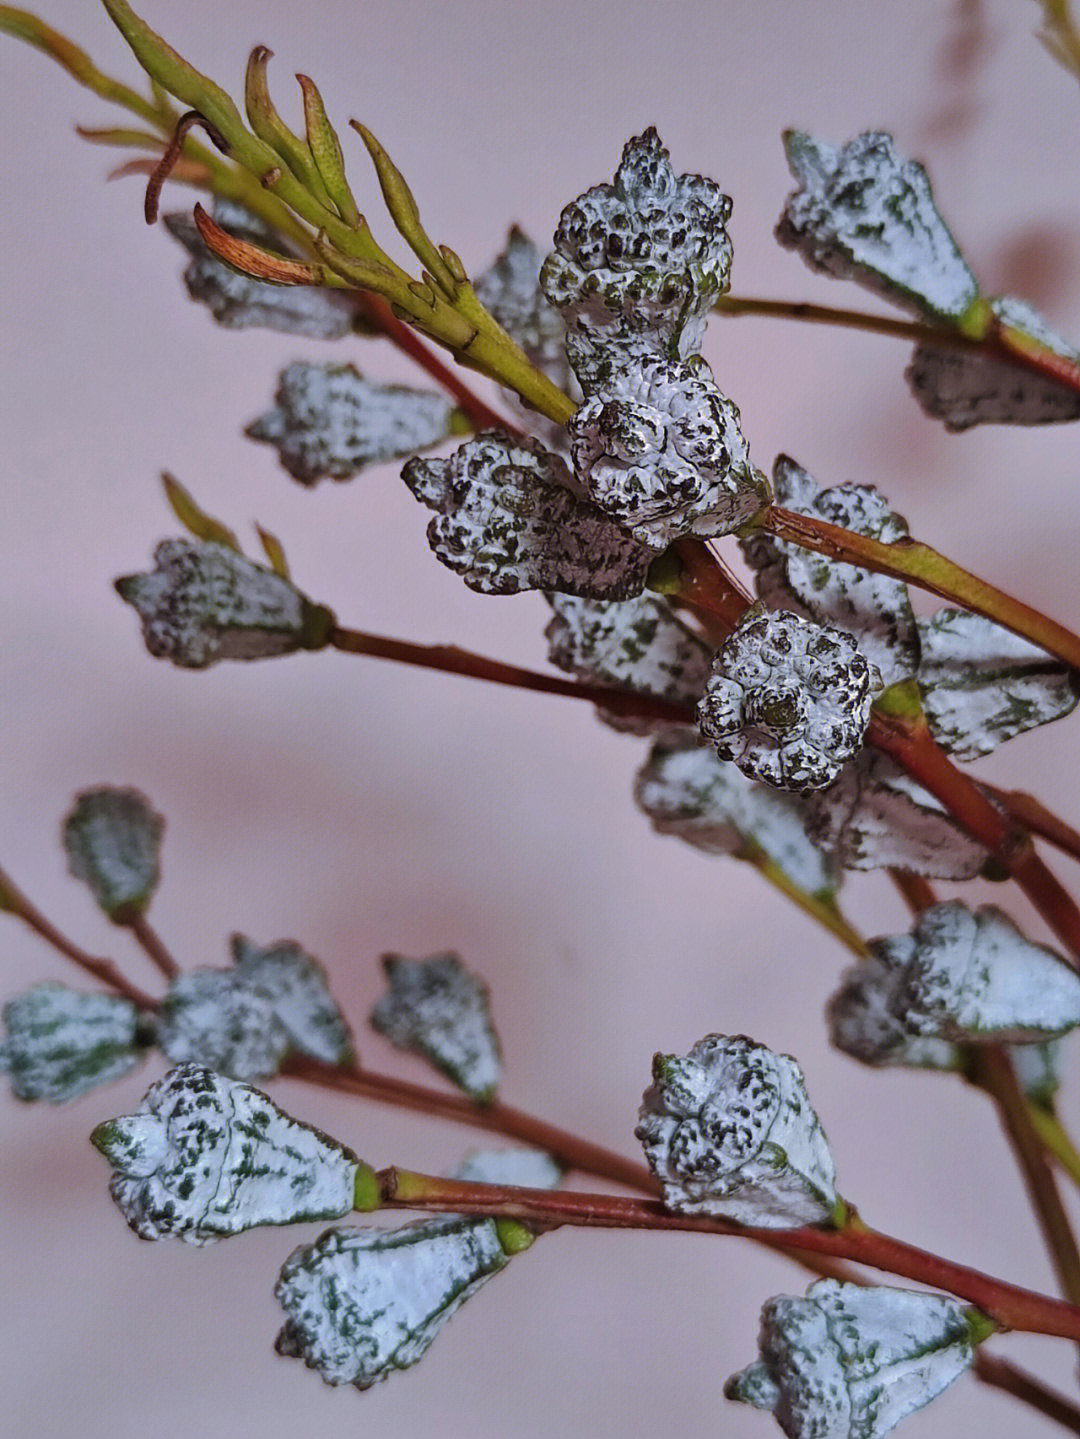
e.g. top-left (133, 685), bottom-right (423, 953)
top-left (246, 361), bottom-right (457, 486)
top-left (230, 934), bottom-right (353, 1067)
top-left (163, 202), bottom-right (357, 338)
top-left (917, 608), bottom-right (1079, 759)
top-left (115, 539), bottom-right (334, 669)
top-left (275, 1214), bottom-right (511, 1388)
top-left (725, 1279), bottom-right (979, 1439)
top-left (698, 609), bottom-right (881, 792)
top-left (636, 1034), bottom-right (839, 1227)
top-left (742, 458), bottom-right (920, 686)
top-left (370, 952), bottom-right (502, 1102)
top-left (452, 1147), bottom-right (563, 1189)
top-left (541, 128), bottom-right (733, 391)
top-left (0, 983), bottom-right (149, 1102)
top-left (568, 354), bottom-right (764, 548)
top-left (544, 592), bottom-right (711, 736)
top-left (851, 901), bottom-right (1080, 1044)
top-left (62, 786), bottom-right (164, 922)
top-left (634, 735), bottom-right (839, 897)
top-left (907, 295), bottom-right (1080, 430)
top-left (776, 131), bottom-right (979, 323)
top-left (92, 1064), bottom-right (359, 1244)
top-left (801, 751), bottom-right (989, 879)
top-left (402, 431), bottom-right (652, 597)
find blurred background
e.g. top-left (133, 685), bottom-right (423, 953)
top-left (3, 1), bottom-right (1080, 1435)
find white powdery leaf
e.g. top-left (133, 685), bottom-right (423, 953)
top-left (275, 1215), bottom-right (509, 1388)
top-left (246, 361), bottom-right (456, 486)
top-left (62, 786), bottom-right (164, 922)
top-left (698, 609), bottom-right (881, 792)
top-left (231, 934), bottom-right (353, 1066)
top-left (873, 902), bottom-right (1080, 1044)
top-left (402, 431), bottom-right (652, 598)
top-left (370, 952), bottom-right (502, 1102)
top-left (0, 983), bottom-right (149, 1102)
top-left (163, 204), bottom-right (357, 338)
top-left (827, 955), bottom-right (961, 1072)
top-left (741, 457), bottom-right (920, 686)
top-left (776, 131), bottom-right (978, 322)
top-left (569, 354), bottom-right (765, 549)
top-left (917, 608), bottom-right (1079, 759)
top-left (92, 1064), bottom-right (359, 1243)
top-left (541, 127), bottom-right (733, 391)
top-left (802, 750), bottom-right (988, 879)
top-left (452, 1147), bottom-right (563, 1189)
top-left (157, 970), bottom-right (291, 1081)
top-left (907, 296), bottom-right (1080, 430)
top-left (544, 592), bottom-right (711, 737)
top-left (636, 1034), bottom-right (839, 1227)
top-left (115, 539), bottom-right (334, 669)
top-left (725, 1279), bottom-right (978, 1439)
top-left (475, 226), bottom-right (576, 444)
top-left (1011, 1039), bottom-right (1065, 1106)
top-left (634, 736), bottom-right (838, 897)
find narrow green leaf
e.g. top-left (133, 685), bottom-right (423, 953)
top-left (255, 523), bottom-right (291, 578)
top-left (244, 47), bottom-right (334, 208)
top-left (0, 6), bottom-right (159, 122)
top-left (296, 74), bottom-right (360, 226)
top-left (161, 472), bottom-right (240, 550)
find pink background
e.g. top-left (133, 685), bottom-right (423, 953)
top-left (3, 2), bottom-right (1080, 1435)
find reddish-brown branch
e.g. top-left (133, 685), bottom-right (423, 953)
top-left (889, 870), bottom-right (939, 916)
top-left (973, 1352), bottom-right (1080, 1434)
top-left (375, 1169), bottom-right (1080, 1341)
top-left (127, 912), bottom-right (180, 980)
top-left (984, 786), bottom-right (1080, 867)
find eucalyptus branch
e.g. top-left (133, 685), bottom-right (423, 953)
top-left (1026, 1104), bottom-right (1080, 1192)
top-left (373, 1167), bottom-right (1080, 1341)
top-left (126, 913), bottom-right (179, 981)
top-left (889, 869), bottom-right (939, 917)
top-left (983, 785), bottom-right (1080, 867)
top-left (972, 1351), bottom-right (1080, 1435)
top-left (0, 864), bottom-right (158, 1009)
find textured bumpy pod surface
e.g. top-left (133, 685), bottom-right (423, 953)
top-left (569, 354), bottom-right (764, 548)
top-left (157, 969), bottom-right (292, 1081)
top-left (62, 787), bottom-right (164, 922)
top-left (726, 1279), bottom-right (980, 1438)
top-left (916, 608), bottom-right (1079, 759)
top-left (0, 983), bottom-right (149, 1102)
top-left (163, 203), bottom-right (357, 338)
top-left (275, 1214), bottom-right (512, 1387)
top-left (370, 952), bottom-right (502, 1102)
top-left (907, 295), bottom-right (1080, 430)
top-left (92, 1064), bottom-right (359, 1243)
top-left (541, 128), bottom-right (733, 391)
top-left (636, 1034), bottom-right (839, 1227)
top-left (741, 458), bottom-right (920, 686)
top-left (545, 593), bottom-right (711, 737)
top-left (230, 934), bottom-right (353, 1066)
top-left (776, 131), bottom-right (979, 323)
top-left (802, 751), bottom-right (989, 879)
top-left (402, 432), bottom-right (652, 598)
top-left (246, 361), bottom-right (457, 485)
top-left (855, 902), bottom-right (1080, 1044)
top-left (698, 609), bottom-right (881, 792)
top-left (634, 736), bottom-right (839, 896)
top-left (115, 539), bottom-right (334, 668)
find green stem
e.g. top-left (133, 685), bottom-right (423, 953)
top-left (755, 504), bottom-right (1080, 672)
top-left (744, 849), bottom-right (869, 959)
top-left (375, 1168), bottom-right (1080, 1340)
top-left (0, 6), bottom-right (161, 122)
top-left (1028, 1104), bottom-right (1080, 1192)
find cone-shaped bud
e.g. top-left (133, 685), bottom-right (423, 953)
top-left (157, 970), bottom-right (291, 1081)
top-left (907, 295), bottom-right (1080, 430)
top-left (569, 355), bottom-right (764, 548)
top-left (62, 786), bottom-right (164, 923)
top-left (698, 609), bottom-right (880, 792)
top-left (826, 953), bottom-right (961, 1072)
top-left (541, 128), bottom-right (732, 390)
top-left (275, 1214), bottom-right (511, 1387)
top-left (230, 934), bottom-right (353, 1066)
top-left (163, 202), bottom-right (357, 338)
top-left (115, 539), bottom-right (334, 669)
top-left (545, 592), bottom-right (712, 737)
top-left (634, 736), bottom-right (838, 895)
top-left (741, 457), bottom-right (919, 686)
top-left (0, 983), bottom-right (149, 1102)
top-left (91, 1064), bottom-right (359, 1243)
top-left (370, 952), bottom-right (501, 1102)
top-left (246, 361), bottom-right (457, 486)
top-left (636, 1034), bottom-right (839, 1227)
top-left (402, 432), bottom-right (652, 598)
top-left (725, 1279), bottom-right (980, 1438)
top-left (857, 902), bottom-right (1080, 1044)
top-left (776, 131), bottom-right (979, 323)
